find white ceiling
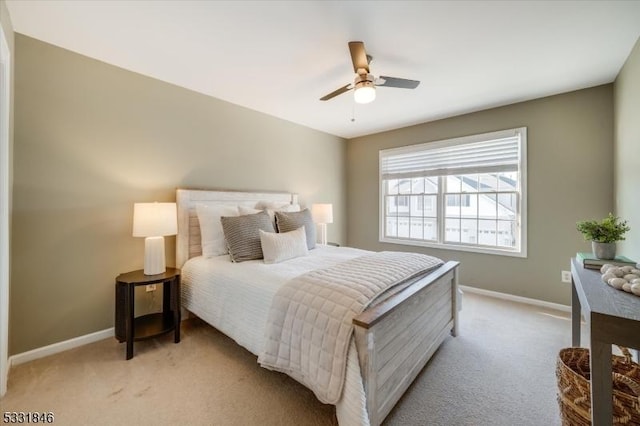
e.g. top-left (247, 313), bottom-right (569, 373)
top-left (5, 1), bottom-right (640, 139)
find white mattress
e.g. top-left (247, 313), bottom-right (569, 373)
top-left (181, 245), bottom-right (371, 426)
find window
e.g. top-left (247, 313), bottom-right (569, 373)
top-left (379, 127), bottom-right (527, 257)
top-left (396, 195), bottom-right (409, 207)
top-left (446, 194), bottom-right (471, 207)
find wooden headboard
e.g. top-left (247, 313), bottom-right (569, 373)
top-left (175, 189), bottom-right (298, 268)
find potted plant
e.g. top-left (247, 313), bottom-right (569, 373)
top-left (576, 213), bottom-right (631, 260)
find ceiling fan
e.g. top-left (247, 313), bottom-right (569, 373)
top-left (320, 41), bottom-right (420, 104)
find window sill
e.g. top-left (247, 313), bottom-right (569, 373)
top-left (379, 237), bottom-right (527, 258)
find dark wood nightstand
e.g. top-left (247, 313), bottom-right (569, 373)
top-left (115, 268), bottom-right (181, 360)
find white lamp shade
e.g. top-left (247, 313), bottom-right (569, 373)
top-left (312, 204), bottom-right (333, 224)
top-left (133, 202), bottom-right (177, 237)
top-left (354, 85), bottom-right (376, 104)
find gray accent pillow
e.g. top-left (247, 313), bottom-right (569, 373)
top-left (221, 210), bottom-right (275, 262)
top-left (275, 209), bottom-right (316, 250)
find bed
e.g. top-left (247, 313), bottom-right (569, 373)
top-left (176, 188), bottom-right (460, 426)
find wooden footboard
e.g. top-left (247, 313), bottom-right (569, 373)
top-left (352, 261), bottom-right (459, 426)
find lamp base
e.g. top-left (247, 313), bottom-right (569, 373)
top-left (318, 223), bottom-right (327, 246)
top-left (144, 236), bottom-right (166, 275)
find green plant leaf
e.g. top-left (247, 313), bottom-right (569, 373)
top-left (576, 213), bottom-right (630, 243)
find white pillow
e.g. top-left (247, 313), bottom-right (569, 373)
top-left (256, 201), bottom-right (301, 213)
top-left (280, 203), bottom-right (301, 213)
top-left (240, 203), bottom-right (301, 227)
top-left (238, 206), bottom-right (261, 216)
top-left (196, 204), bottom-right (239, 257)
top-left (259, 226), bottom-right (308, 264)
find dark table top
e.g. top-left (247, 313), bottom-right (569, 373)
top-left (571, 258), bottom-right (640, 322)
top-left (116, 267), bottom-right (181, 285)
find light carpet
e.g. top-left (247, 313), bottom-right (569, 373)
top-left (1, 292), bottom-right (574, 425)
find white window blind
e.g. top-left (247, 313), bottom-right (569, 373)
top-left (381, 130), bottom-right (522, 180)
top-left (379, 127), bottom-right (527, 258)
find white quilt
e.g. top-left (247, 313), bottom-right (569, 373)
top-left (181, 246), bottom-right (372, 425)
top-left (258, 252), bottom-right (444, 404)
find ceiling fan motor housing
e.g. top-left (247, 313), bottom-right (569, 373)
top-left (354, 73), bottom-right (375, 87)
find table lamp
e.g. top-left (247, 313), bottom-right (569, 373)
top-left (311, 203), bottom-right (333, 246)
top-left (133, 202), bottom-right (177, 275)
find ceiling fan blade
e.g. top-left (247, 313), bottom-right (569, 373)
top-left (319, 83), bottom-right (352, 101)
top-left (348, 41), bottom-right (369, 74)
top-left (377, 76), bottom-right (420, 89)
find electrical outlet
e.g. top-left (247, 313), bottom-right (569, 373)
top-left (561, 271), bottom-right (572, 283)
top-left (146, 284), bottom-right (157, 292)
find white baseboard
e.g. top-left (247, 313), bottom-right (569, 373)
top-left (459, 285), bottom-right (570, 313)
top-left (9, 327), bottom-right (114, 367)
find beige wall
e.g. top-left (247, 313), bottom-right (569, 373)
top-left (11, 35), bottom-right (346, 355)
top-left (614, 37), bottom-right (640, 260)
top-left (347, 85), bottom-right (614, 305)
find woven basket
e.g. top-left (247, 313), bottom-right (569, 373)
top-left (556, 347), bottom-right (640, 425)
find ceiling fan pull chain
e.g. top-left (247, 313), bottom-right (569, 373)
top-left (351, 103), bottom-right (356, 122)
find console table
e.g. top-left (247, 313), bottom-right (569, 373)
top-left (570, 258), bottom-right (640, 425)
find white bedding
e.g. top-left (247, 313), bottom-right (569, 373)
top-left (181, 245), bottom-right (372, 426)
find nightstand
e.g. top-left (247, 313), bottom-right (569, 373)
top-left (115, 268), bottom-right (181, 360)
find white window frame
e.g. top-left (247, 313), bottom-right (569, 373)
top-left (379, 127), bottom-right (527, 258)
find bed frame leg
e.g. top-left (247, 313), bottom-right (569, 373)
top-left (451, 268), bottom-right (459, 337)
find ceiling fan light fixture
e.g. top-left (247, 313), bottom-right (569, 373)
top-left (319, 41), bottom-right (419, 103)
top-left (354, 77), bottom-right (376, 104)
